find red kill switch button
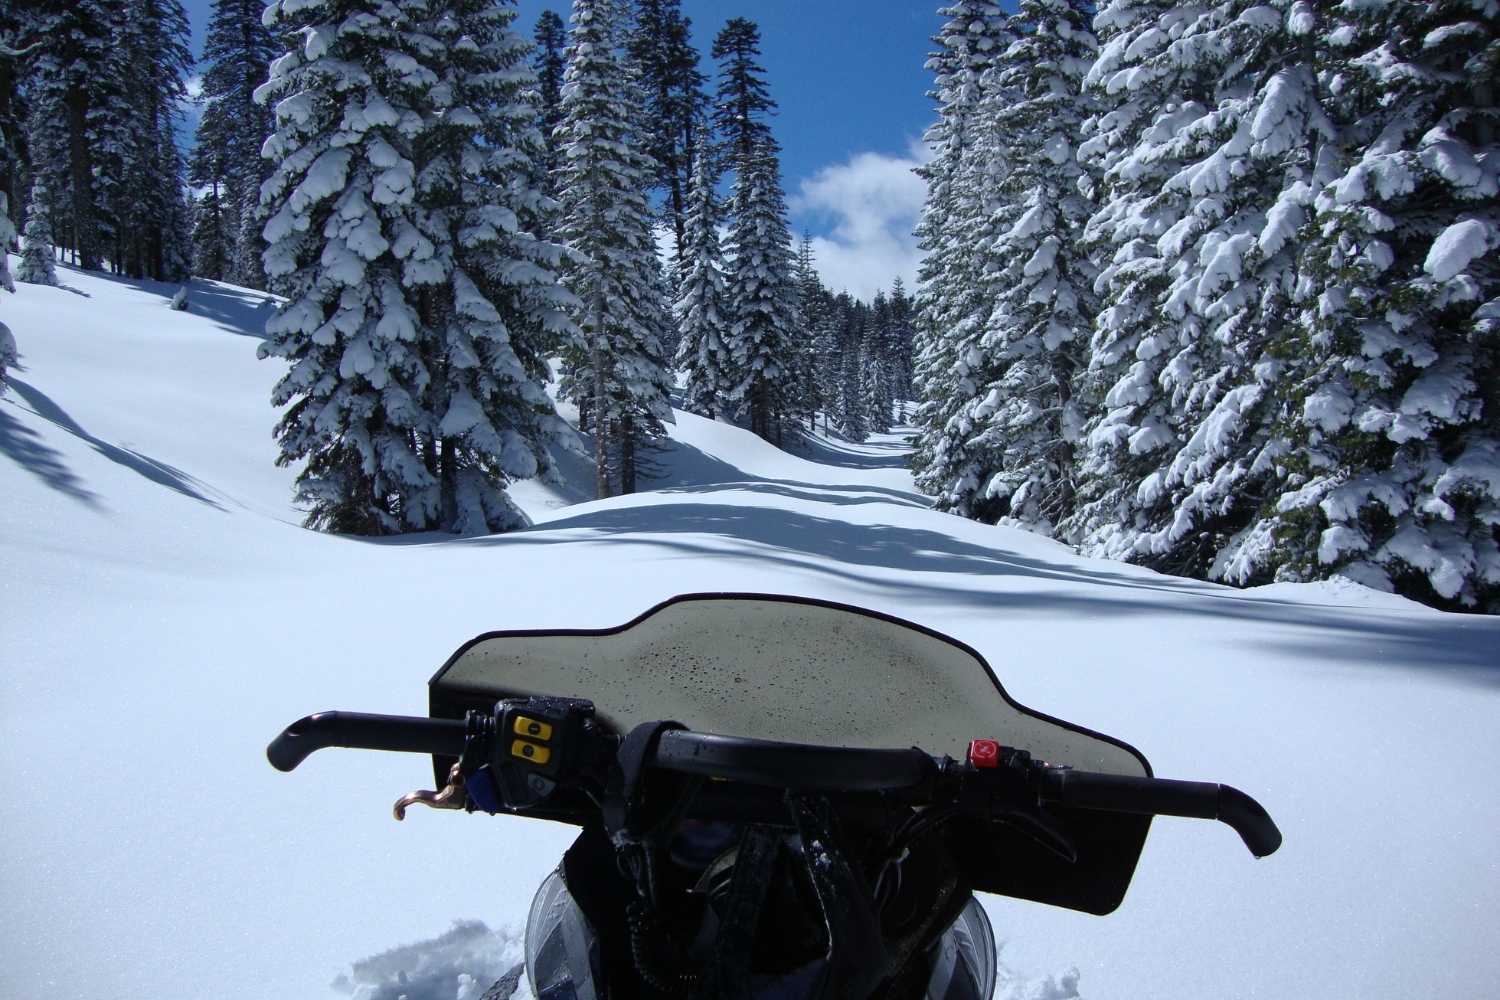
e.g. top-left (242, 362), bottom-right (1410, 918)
top-left (968, 739), bottom-right (1000, 768)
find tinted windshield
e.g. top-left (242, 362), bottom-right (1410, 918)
top-left (431, 594), bottom-right (1148, 778)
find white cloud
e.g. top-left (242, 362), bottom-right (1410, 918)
top-left (791, 141), bottom-right (932, 301)
top-left (184, 75), bottom-right (204, 102)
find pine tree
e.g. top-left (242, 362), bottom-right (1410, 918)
top-left (194, 0), bottom-right (278, 287)
top-left (724, 141), bottom-right (800, 443)
top-left (837, 307), bottom-right (870, 442)
top-left (16, 177), bottom-right (57, 285)
top-left (865, 291), bottom-right (892, 435)
top-left (1068, 1), bottom-right (1335, 571)
top-left (556, 0), bottom-right (675, 499)
top-left (1239, 2), bottom-right (1500, 609)
top-left (0, 143), bottom-right (15, 390)
top-left (910, 2), bottom-right (1021, 517)
top-left (946, 0), bottom-right (1099, 533)
top-left (0, 14), bottom-right (37, 227)
top-left (532, 10), bottom-right (567, 191)
top-left (888, 277), bottom-right (916, 417)
top-left (257, 0), bottom-right (436, 533)
top-left (191, 186), bottom-right (230, 282)
top-left (711, 17), bottom-right (777, 170)
top-left (258, 0), bottom-right (576, 534)
top-left (1065, 0), bottom-right (1230, 558)
top-left (628, 0), bottom-right (707, 252)
top-left (416, 0), bottom-right (584, 532)
top-left (812, 297), bottom-right (844, 433)
top-left (116, 0), bottom-right (193, 282)
top-left (24, 0), bottom-right (114, 270)
top-left (675, 151), bottom-right (734, 418)
top-left (792, 235), bottom-right (828, 429)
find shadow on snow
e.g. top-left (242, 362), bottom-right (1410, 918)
top-left (458, 499), bottom-right (1500, 687)
top-left (4, 377), bottom-right (226, 511)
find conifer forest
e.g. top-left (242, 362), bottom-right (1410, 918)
top-left (1, 0), bottom-right (1497, 613)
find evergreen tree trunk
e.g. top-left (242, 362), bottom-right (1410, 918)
top-left (621, 414), bottom-right (636, 495)
top-left (440, 438), bottom-right (458, 529)
top-left (65, 91), bottom-right (97, 269)
top-left (592, 292), bottom-right (611, 500)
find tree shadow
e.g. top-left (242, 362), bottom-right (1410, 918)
top-left (0, 397), bottom-right (102, 508)
top-left (458, 500), bottom-right (1500, 687)
top-left (786, 429), bottom-right (914, 471)
top-left (5, 378), bottom-right (226, 511)
top-left (183, 279), bottom-right (277, 341)
top-left (656, 480), bottom-right (929, 510)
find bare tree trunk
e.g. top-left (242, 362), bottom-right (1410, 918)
top-left (621, 414), bottom-right (636, 495)
top-left (66, 89), bottom-right (98, 270)
top-left (440, 438), bottom-right (458, 529)
top-left (591, 288), bottom-right (611, 500)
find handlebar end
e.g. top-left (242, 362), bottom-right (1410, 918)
top-left (1218, 784), bottom-right (1282, 858)
top-left (266, 714), bottom-right (323, 772)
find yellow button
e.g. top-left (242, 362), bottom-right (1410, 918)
top-left (511, 739), bottom-right (551, 765)
top-left (513, 716), bottom-right (554, 741)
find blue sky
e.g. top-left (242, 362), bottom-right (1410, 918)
top-left (180, 0), bottom-right (949, 297)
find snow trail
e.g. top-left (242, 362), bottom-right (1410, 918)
top-left (3, 262), bottom-right (1498, 1000)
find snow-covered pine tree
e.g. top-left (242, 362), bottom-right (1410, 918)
top-left (257, 0), bottom-right (437, 533)
top-left (792, 235), bottom-right (828, 430)
top-left (1068, 2), bottom-right (1231, 560)
top-left (119, 0), bottom-right (193, 282)
top-left (837, 309), bottom-right (870, 442)
top-left (414, 0), bottom-right (585, 532)
top-left (723, 140), bottom-right (801, 443)
top-left (23, 0), bottom-right (115, 270)
top-left (909, 1), bottom-right (1013, 510)
top-left (0, 152), bottom-right (15, 391)
top-left (1067, 0), bottom-right (1215, 550)
top-left (939, 0), bottom-right (1099, 533)
top-left (1238, 2), bottom-right (1500, 609)
top-left (191, 185), bottom-right (230, 282)
top-left (194, 0), bottom-right (278, 287)
top-left (0, 16), bottom-right (34, 229)
top-left (675, 150), bottom-right (734, 418)
top-left (812, 296), bottom-right (845, 434)
top-left (627, 0), bottom-right (708, 253)
top-left (258, 0), bottom-right (576, 535)
top-left (532, 9), bottom-right (568, 192)
top-left (1069, 2), bottom-right (1336, 573)
top-left (555, 0), bottom-right (674, 499)
top-left (866, 290), bottom-right (895, 435)
top-left (711, 17), bottom-right (776, 171)
top-left (16, 177), bottom-right (57, 285)
top-left (889, 277), bottom-right (916, 418)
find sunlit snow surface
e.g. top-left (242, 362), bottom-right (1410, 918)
top-left (3, 261), bottom-right (1499, 1000)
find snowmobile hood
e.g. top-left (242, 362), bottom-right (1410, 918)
top-left (428, 593), bottom-right (1154, 914)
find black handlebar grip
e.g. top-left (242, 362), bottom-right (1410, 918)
top-left (1038, 770), bottom-right (1282, 858)
top-left (1215, 784), bottom-right (1282, 858)
top-left (266, 712), bottom-right (469, 772)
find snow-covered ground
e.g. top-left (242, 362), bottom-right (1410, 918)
top-left (3, 262), bottom-right (1498, 1000)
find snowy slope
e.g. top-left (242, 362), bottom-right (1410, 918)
top-left (3, 262), bottom-right (1498, 1000)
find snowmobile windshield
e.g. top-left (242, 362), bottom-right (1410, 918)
top-left (429, 593), bottom-right (1148, 778)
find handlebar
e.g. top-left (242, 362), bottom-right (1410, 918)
top-left (1034, 768), bottom-right (1282, 858)
top-left (266, 706), bottom-right (1281, 858)
top-left (266, 712), bottom-right (468, 772)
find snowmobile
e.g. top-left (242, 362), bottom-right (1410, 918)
top-left (267, 593), bottom-right (1281, 999)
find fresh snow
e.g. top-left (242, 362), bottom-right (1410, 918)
top-left (1423, 218), bottom-right (1491, 282)
top-left (4, 261), bottom-right (1500, 1000)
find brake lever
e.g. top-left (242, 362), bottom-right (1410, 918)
top-left (393, 762), bottom-right (468, 820)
